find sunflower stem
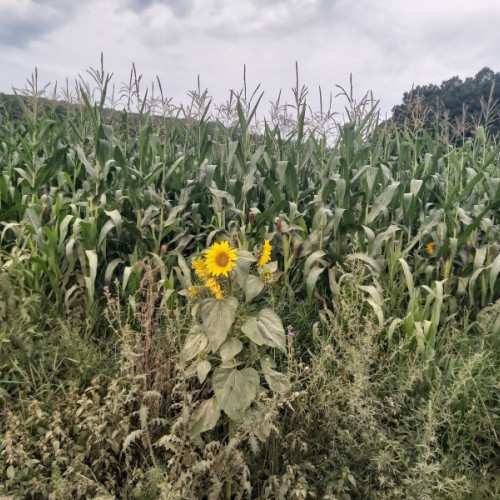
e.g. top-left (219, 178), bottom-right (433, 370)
top-left (225, 418), bottom-right (234, 499)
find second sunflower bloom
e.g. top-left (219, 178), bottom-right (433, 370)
top-left (205, 240), bottom-right (238, 277)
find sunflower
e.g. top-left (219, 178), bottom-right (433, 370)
top-left (259, 266), bottom-right (273, 282)
top-left (205, 241), bottom-right (238, 277)
top-left (188, 286), bottom-right (200, 298)
top-left (205, 277), bottom-right (224, 300)
top-left (258, 239), bottom-right (272, 267)
top-left (192, 257), bottom-right (209, 280)
top-left (426, 241), bottom-right (436, 255)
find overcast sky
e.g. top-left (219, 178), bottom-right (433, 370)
top-left (1, 0), bottom-right (499, 119)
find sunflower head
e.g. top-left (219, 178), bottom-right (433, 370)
top-left (258, 239), bottom-right (272, 267)
top-left (259, 267), bottom-right (273, 282)
top-left (205, 277), bottom-right (224, 300)
top-left (205, 240), bottom-right (238, 277)
top-left (192, 257), bottom-right (209, 280)
top-left (426, 241), bottom-right (436, 255)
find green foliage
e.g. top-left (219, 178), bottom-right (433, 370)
top-left (183, 239), bottom-right (288, 453)
top-left (392, 67), bottom-right (500, 141)
top-left (1, 64), bottom-right (500, 498)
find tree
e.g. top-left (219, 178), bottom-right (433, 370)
top-left (392, 67), bottom-right (500, 140)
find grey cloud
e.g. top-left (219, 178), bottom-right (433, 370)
top-left (126, 0), bottom-right (195, 18)
top-left (125, 0), bottom-right (157, 13)
top-left (32, 0), bottom-right (80, 7)
top-left (201, 0), bottom-right (337, 40)
top-left (0, 19), bottom-right (52, 48)
top-left (0, 1), bottom-right (79, 48)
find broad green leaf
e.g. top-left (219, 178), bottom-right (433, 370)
top-left (276, 160), bottom-right (288, 189)
top-left (200, 297), bottom-right (238, 352)
top-left (346, 253), bottom-right (382, 275)
top-left (76, 145), bottom-right (95, 177)
top-left (261, 356), bottom-right (289, 393)
top-left (359, 285), bottom-right (385, 325)
top-left (213, 367), bottom-right (259, 420)
top-left (428, 279), bottom-right (445, 341)
top-left (58, 214), bottom-right (74, 245)
top-left (241, 316), bottom-right (267, 346)
top-left (473, 246), bottom-right (487, 271)
top-left (306, 267), bottom-right (325, 300)
top-left (372, 225), bottom-right (399, 257)
top-left (234, 250), bottom-right (257, 289)
top-left (365, 182), bottom-right (400, 225)
top-left (105, 209), bottom-right (122, 235)
top-left (24, 206), bottom-right (41, 235)
top-left (402, 209), bottom-right (444, 257)
top-left (189, 397), bottom-right (221, 437)
top-left (244, 274), bottom-right (265, 303)
top-left (492, 310), bottom-right (500, 338)
top-left (122, 266), bottom-right (132, 291)
top-left (197, 360), bottom-right (212, 383)
top-left (333, 208), bottom-right (346, 232)
top-left (85, 249), bottom-right (98, 303)
top-left (64, 284), bottom-right (80, 309)
top-left (105, 258), bottom-right (123, 283)
top-left (398, 258), bottom-right (415, 310)
top-left (304, 250), bottom-right (326, 276)
top-left (365, 298), bottom-right (384, 325)
top-left (468, 267), bottom-right (484, 305)
top-left (219, 337), bottom-right (243, 362)
top-left (387, 317), bottom-right (403, 345)
top-left (410, 179), bottom-right (423, 195)
top-left (98, 219), bottom-right (118, 250)
top-left (413, 321), bottom-right (427, 353)
top-left (256, 308), bottom-right (286, 353)
top-left (163, 205), bottom-right (184, 228)
top-left (490, 253), bottom-right (500, 297)
top-left (335, 178), bottom-right (346, 207)
top-left (285, 162), bottom-right (298, 200)
top-left (182, 330), bottom-right (208, 361)
top-left (173, 251), bottom-right (192, 288)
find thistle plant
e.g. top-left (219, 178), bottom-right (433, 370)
top-left (182, 238), bottom-right (287, 439)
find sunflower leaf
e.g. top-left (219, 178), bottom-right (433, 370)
top-left (241, 309), bottom-right (286, 353)
top-left (197, 360), bottom-right (212, 384)
top-left (261, 356), bottom-right (289, 393)
top-left (182, 327), bottom-right (208, 361)
top-left (219, 337), bottom-right (243, 362)
top-left (213, 367), bottom-right (259, 420)
top-left (201, 297), bottom-right (238, 352)
top-left (234, 250), bottom-right (257, 288)
top-left (189, 397), bottom-right (221, 437)
top-left (244, 274), bottom-right (265, 303)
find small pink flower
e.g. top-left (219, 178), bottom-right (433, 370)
top-left (287, 331), bottom-right (295, 338)
top-left (103, 285), bottom-right (110, 293)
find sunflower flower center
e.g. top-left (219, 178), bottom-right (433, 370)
top-left (215, 252), bottom-right (230, 268)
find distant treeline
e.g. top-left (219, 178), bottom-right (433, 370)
top-left (3, 66), bottom-right (500, 144)
top-left (0, 92), bottom-right (171, 127)
top-left (0, 92), bottom-right (239, 142)
top-left (0, 92), bottom-right (69, 121)
top-left (391, 67), bottom-right (500, 140)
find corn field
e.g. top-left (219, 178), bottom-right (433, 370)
top-left (1, 67), bottom-right (499, 499)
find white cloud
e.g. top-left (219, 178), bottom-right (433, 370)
top-left (0, 0), bottom-right (499, 118)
